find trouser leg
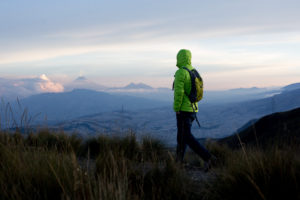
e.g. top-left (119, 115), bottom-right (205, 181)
top-left (176, 113), bottom-right (187, 162)
top-left (185, 129), bottom-right (211, 162)
top-left (178, 112), bottom-right (211, 162)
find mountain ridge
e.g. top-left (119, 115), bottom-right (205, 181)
top-left (17, 89), bottom-right (168, 122)
top-left (220, 107), bottom-right (300, 148)
top-left (282, 82), bottom-right (300, 91)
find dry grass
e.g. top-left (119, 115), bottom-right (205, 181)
top-left (0, 130), bottom-right (197, 200)
top-left (202, 142), bottom-right (300, 200)
top-left (1, 130), bottom-right (299, 199)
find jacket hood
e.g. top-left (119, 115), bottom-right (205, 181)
top-left (176, 49), bottom-right (192, 68)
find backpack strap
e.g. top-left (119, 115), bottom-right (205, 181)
top-left (183, 67), bottom-right (201, 128)
top-left (182, 67), bottom-right (196, 102)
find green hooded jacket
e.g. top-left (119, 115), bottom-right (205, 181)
top-left (173, 49), bottom-right (199, 112)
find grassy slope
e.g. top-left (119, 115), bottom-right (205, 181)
top-left (1, 104), bottom-right (300, 200)
top-left (0, 131), bottom-right (199, 200)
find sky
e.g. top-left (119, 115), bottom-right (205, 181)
top-left (1, 0), bottom-right (300, 90)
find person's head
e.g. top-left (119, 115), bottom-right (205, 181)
top-left (176, 49), bottom-right (192, 68)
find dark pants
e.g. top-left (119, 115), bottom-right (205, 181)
top-left (176, 111), bottom-right (211, 162)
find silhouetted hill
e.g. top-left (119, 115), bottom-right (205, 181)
top-left (18, 89), bottom-right (168, 122)
top-left (220, 107), bottom-right (300, 148)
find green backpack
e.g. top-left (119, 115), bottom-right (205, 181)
top-left (183, 67), bottom-right (203, 103)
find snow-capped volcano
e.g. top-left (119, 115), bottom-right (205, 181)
top-left (64, 76), bottom-right (106, 91)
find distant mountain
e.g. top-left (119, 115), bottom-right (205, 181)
top-left (105, 83), bottom-right (289, 104)
top-left (107, 82), bottom-right (153, 91)
top-left (17, 89), bottom-right (168, 122)
top-left (203, 87), bottom-right (281, 104)
top-left (106, 84), bottom-right (283, 104)
top-left (64, 76), bottom-right (106, 91)
top-left (74, 76), bottom-right (88, 81)
top-left (282, 82), bottom-right (300, 91)
top-left (105, 83), bottom-right (172, 102)
top-left (228, 86), bottom-right (261, 92)
top-left (220, 107), bottom-right (300, 148)
top-left (123, 83), bottom-right (153, 90)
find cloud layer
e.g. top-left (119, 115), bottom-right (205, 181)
top-left (0, 75), bottom-right (64, 100)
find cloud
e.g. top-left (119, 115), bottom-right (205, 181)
top-left (0, 75), bottom-right (64, 100)
top-left (38, 74), bottom-right (64, 93)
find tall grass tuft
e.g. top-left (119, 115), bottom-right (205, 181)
top-left (95, 150), bottom-right (130, 199)
top-left (79, 133), bottom-right (140, 159)
top-left (141, 136), bottom-right (167, 162)
top-left (202, 144), bottom-right (300, 200)
top-left (143, 157), bottom-right (193, 200)
top-left (26, 129), bottom-right (82, 153)
top-left (0, 142), bottom-right (84, 200)
top-left (0, 130), bottom-right (196, 199)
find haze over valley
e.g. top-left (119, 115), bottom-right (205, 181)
top-left (1, 76), bottom-right (299, 145)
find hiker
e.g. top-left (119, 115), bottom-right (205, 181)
top-left (173, 49), bottom-right (214, 168)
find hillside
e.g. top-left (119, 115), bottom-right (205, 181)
top-left (50, 88), bottom-right (300, 145)
top-left (17, 89), bottom-right (168, 122)
top-left (220, 107), bottom-right (300, 148)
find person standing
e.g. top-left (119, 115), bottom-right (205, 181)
top-left (173, 49), bottom-right (213, 167)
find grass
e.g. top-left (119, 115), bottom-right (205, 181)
top-left (0, 141), bottom-right (78, 199)
top-left (0, 130), bottom-right (196, 200)
top-left (201, 141), bottom-right (300, 200)
top-left (0, 128), bottom-right (300, 199)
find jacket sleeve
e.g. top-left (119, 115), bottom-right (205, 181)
top-left (173, 69), bottom-right (186, 112)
